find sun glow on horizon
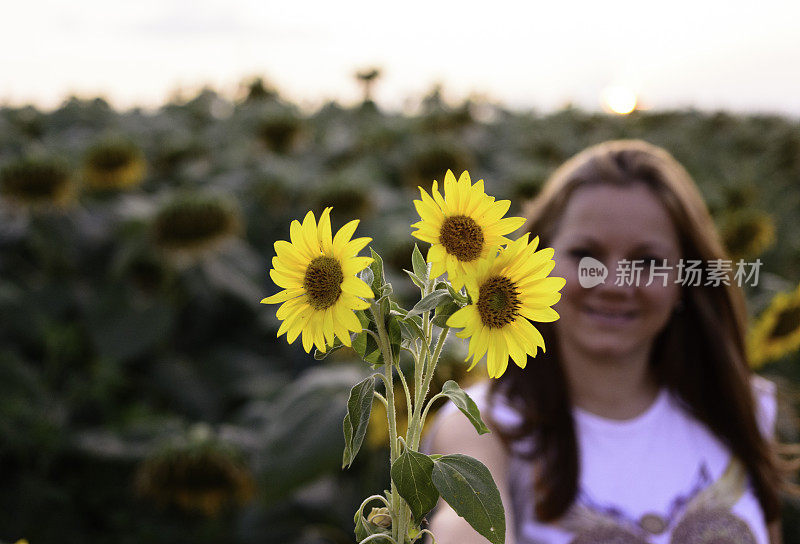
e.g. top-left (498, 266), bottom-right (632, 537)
top-left (602, 85), bottom-right (638, 115)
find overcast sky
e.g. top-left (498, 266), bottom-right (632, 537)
top-left (1, 0), bottom-right (799, 114)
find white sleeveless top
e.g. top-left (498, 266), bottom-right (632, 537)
top-left (434, 377), bottom-right (777, 544)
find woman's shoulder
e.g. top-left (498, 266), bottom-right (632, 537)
top-left (424, 379), bottom-right (531, 463)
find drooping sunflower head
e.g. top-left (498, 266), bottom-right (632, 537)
top-left (0, 155), bottom-right (72, 207)
top-left (447, 234), bottom-right (565, 378)
top-left (83, 138), bottom-right (146, 191)
top-left (721, 209), bottom-right (776, 260)
top-left (748, 283), bottom-right (800, 368)
top-left (262, 207), bottom-right (374, 354)
top-left (134, 427), bottom-right (255, 518)
top-left (153, 194), bottom-right (241, 255)
top-left (256, 107), bottom-right (302, 154)
top-left (411, 170), bottom-right (526, 290)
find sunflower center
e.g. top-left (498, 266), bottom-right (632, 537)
top-left (769, 307), bottom-right (800, 340)
top-left (303, 256), bottom-right (344, 310)
top-left (439, 215), bottom-right (484, 262)
top-left (477, 276), bottom-right (521, 328)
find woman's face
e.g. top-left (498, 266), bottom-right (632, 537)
top-left (549, 183), bottom-right (682, 362)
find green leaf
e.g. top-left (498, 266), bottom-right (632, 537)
top-left (313, 336), bottom-right (344, 360)
top-left (431, 454), bottom-right (505, 544)
top-left (361, 267), bottom-right (375, 286)
top-left (412, 244), bottom-right (429, 282)
top-left (389, 300), bottom-right (408, 316)
top-left (388, 314), bottom-right (402, 363)
top-left (446, 282), bottom-right (469, 305)
top-left (404, 269), bottom-right (425, 290)
top-left (369, 248), bottom-right (386, 297)
top-left (432, 300), bottom-right (461, 328)
top-left (408, 289), bottom-right (450, 316)
top-left (342, 376), bottom-right (375, 468)
top-left (398, 315), bottom-right (426, 343)
top-left (391, 449), bottom-right (440, 523)
top-left (439, 381), bottom-right (489, 435)
top-left (352, 312), bottom-right (383, 365)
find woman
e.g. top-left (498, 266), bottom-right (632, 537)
top-left (427, 140), bottom-right (783, 543)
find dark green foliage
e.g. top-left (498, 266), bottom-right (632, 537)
top-left (2, 88), bottom-right (800, 544)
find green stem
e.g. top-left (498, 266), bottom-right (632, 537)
top-left (370, 301), bottom-right (404, 543)
top-left (419, 392), bottom-right (447, 429)
top-left (411, 326), bottom-right (449, 450)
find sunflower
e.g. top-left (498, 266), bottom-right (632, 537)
top-left (411, 170), bottom-right (526, 290)
top-left (262, 207), bottom-right (373, 353)
top-left (134, 434), bottom-right (255, 517)
top-left (0, 155), bottom-right (72, 207)
top-left (446, 234), bottom-right (565, 378)
top-left (83, 138), bottom-right (146, 191)
top-left (153, 194), bottom-right (240, 255)
top-left (748, 283), bottom-right (800, 368)
top-left (721, 209), bottom-right (775, 260)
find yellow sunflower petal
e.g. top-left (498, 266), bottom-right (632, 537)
top-left (318, 207), bottom-right (333, 253)
top-left (342, 276), bottom-right (374, 298)
top-left (261, 288), bottom-right (301, 304)
top-left (341, 256), bottom-right (373, 276)
top-left (447, 306), bottom-right (475, 329)
top-left (270, 268), bottom-right (302, 289)
top-left (332, 219), bottom-right (360, 253)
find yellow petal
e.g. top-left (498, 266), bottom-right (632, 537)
top-left (332, 219), bottom-right (360, 254)
top-left (288, 308), bottom-right (314, 343)
top-left (270, 268), bottom-right (302, 289)
top-left (261, 288), bottom-right (302, 304)
top-left (431, 180), bottom-right (447, 211)
top-left (318, 207), bottom-right (333, 253)
top-left (342, 276), bottom-right (374, 298)
top-left (336, 304), bottom-right (362, 332)
top-left (301, 210), bottom-right (320, 255)
top-left (338, 236), bottom-right (372, 259)
top-left (342, 256), bottom-right (373, 276)
top-left (447, 306), bottom-right (475, 329)
top-left (519, 306), bottom-right (560, 322)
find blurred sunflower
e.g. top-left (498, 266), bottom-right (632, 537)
top-left (0, 156), bottom-right (72, 207)
top-left (748, 283), bottom-right (800, 369)
top-left (134, 432), bottom-right (255, 517)
top-left (447, 233), bottom-right (565, 378)
top-left (721, 209), bottom-right (776, 260)
top-left (153, 194), bottom-right (240, 254)
top-left (83, 138), bottom-right (146, 190)
top-left (256, 108), bottom-right (302, 154)
top-left (412, 170), bottom-right (526, 290)
top-left (262, 207), bottom-right (373, 353)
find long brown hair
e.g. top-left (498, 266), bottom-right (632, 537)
top-left (489, 139), bottom-right (782, 522)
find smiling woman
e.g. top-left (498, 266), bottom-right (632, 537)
top-left (426, 140), bottom-right (788, 544)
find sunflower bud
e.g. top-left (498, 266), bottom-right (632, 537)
top-left (367, 507), bottom-right (392, 528)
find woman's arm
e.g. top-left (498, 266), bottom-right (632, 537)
top-left (426, 407), bottom-right (516, 544)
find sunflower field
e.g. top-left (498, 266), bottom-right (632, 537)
top-left (1, 80), bottom-right (800, 543)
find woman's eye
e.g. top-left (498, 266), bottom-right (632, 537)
top-left (639, 256), bottom-right (663, 267)
top-left (568, 249), bottom-right (594, 259)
